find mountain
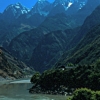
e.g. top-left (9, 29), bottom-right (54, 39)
top-left (0, 0), bottom-right (88, 25)
top-left (2, 3), bottom-right (29, 22)
top-left (55, 1), bottom-right (100, 53)
top-left (8, 1), bottom-right (100, 72)
top-left (0, 13), bottom-right (2, 18)
top-left (0, 3), bottom-right (34, 48)
top-left (49, 0), bottom-right (87, 16)
top-left (1, 1), bottom-right (49, 28)
top-left (15, 0), bottom-right (87, 28)
top-left (73, 0), bottom-right (100, 25)
top-left (0, 47), bottom-right (34, 79)
top-left (39, 13), bottom-right (77, 32)
top-left (28, 1), bottom-right (100, 72)
top-left (8, 28), bottom-right (44, 63)
top-left (54, 5), bottom-right (100, 67)
top-left (30, 0), bottom-right (51, 16)
top-left (16, 13), bottom-right (46, 27)
top-left (1, 0), bottom-right (100, 73)
top-left (0, 4), bottom-right (34, 48)
top-left (0, 0), bottom-right (88, 29)
top-left (0, 1), bottom-right (51, 48)
top-left (0, 19), bottom-right (32, 48)
top-left (8, 13), bottom-right (77, 63)
top-left (16, 0), bottom-right (51, 27)
top-left (70, 2), bottom-right (100, 47)
top-left (57, 24), bottom-right (100, 66)
top-left (29, 27), bottom-right (80, 72)
top-left (66, 0), bottom-right (87, 15)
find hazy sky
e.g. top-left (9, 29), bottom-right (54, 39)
top-left (0, 0), bottom-right (54, 13)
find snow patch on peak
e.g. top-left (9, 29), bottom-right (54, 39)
top-left (38, 0), bottom-right (47, 3)
top-left (30, 0), bottom-right (50, 16)
top-left (53, 0), bottom-right (87, 11)
top-left (15, 2), bottom-right (21, 5)
top-left (38, 0), bottom-right (47, 1)
top-left (4, 3), bottom-right (29, 18)
top-left (15, 6), bottom-right (20, 9)
top-left (78, 1), bottom-right (87, 9)
top-left (53, 0), bottom-right (74, 7)
top-left (68, 2), bottom-right (73, 7)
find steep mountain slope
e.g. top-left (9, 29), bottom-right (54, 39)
top-left (16, 0), bottom-right (51, 27)
top-left (0, 0), bottom-right (98, 49)
top-left (0, 19), bottom-right (32, 48)
top-left (74, 0), bottom-right (100, 26)
top-left (57, 24), bottom-right (100, 66)
top-left (39, 13), bottom-right (77, 32)
top-left (8, 1), bottom-right (100, 72)
top-left (1, 0), bottom-right (100, 73)
top-left (67, 4), bottom-right (100, 50)
top-left (16, 13), bottom-right (46, 27)
top-left (29, 28), bottom-right (80, 72)
top-left (0, 2), bottom-right (48, 49)
top-left (8, 13), bottom-right (76, 63)
top-left (8, 28), bottom-right (44, 63)
top-left (0, 4), bottom-right (31, 48)
top-left (54, 5), bottom-right (100, 67)
top-left (0, 13), bottom-right (2, 18)
top-left (0, 47), bottom-right (34, 79)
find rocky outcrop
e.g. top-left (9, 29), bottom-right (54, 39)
top-left (0, 47), bottom-right (34, 79)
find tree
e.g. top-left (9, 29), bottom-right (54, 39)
top-left (67, 88), bottom-right (97, 100)
top-left (30, 72), bottom-right (41, 84)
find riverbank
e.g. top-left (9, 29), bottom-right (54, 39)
top-left (0, 78), bottom-right (31, 86)
top-left (0, 80), bottom-right (10, 86)
top-left (29, 84), bottom-right (73, 96)
top-left (10, 79), bottom-right (30, 83)
top-left (0, 79), bottom-right (67, 100)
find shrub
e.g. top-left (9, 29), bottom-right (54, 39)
top-left (67, 88), bottom-right (95, 100)
top-left (95, 91), bottom-right (100, 100)
top-left (30, 72), bottom-right (41, 84)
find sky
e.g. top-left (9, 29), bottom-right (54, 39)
top-left (0, 0), bottom-right (54, 13)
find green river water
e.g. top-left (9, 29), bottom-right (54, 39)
top-left (0, 80), bottom-right (67, 100)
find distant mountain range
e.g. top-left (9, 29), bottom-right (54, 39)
top-left (0, 0), bottom-right (87, 29)
top-left (0, 0), bottom-right (100, 73)
top-left (1, 0), bottom-right (87, 18)
top-left (0, 0), bottom-right (87, 48)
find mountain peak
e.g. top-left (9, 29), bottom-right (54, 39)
top-left (3, 3), bottom-right (29, 18)
top-left (54, 0), bottom-right (74, 4)
top-left (15, 2), bottom-right (22, 6)
top-left (37, 0), bottom-right (47, 2)
top-left (30, 0), bottom-right (50, 16)
top-left (53, 0), bottom-right (87, 10)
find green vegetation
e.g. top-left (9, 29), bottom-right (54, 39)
top-left (9, 13), bottom-right (75, 64)
top-left (30, 64), bottom-right (100, 94)
top-left (67, 88), bottom-right (100, 100)
top-left (29, 28), bottom-right (79, 72)
top-left (55, 5), bottom-right (100, 68)
top-left (56, 24), bottom-right (100, 67)
top-left (31, 72), bottom-right (41, 84)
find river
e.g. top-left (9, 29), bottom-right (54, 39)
top-left (0, 79), bottom-right (67, 100)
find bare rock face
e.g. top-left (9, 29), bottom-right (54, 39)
top-left (0, 47), bottom-right (34, 79)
